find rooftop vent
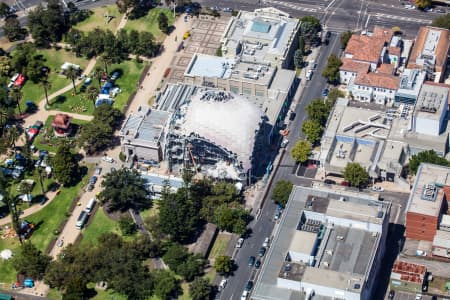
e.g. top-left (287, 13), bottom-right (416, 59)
top-left (421, 183), bottom-right (437, 201)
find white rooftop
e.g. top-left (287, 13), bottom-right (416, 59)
top-left (178, 90), bottom-right (262, 170)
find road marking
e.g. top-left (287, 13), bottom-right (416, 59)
top-left (373, 13), bottom-right (432, 24)
top-left (263, 0), bottom-right (318, 12)
top-left (364, 14), bottom-right (371, 29)
top-left (325, 0), bottom-right (338, 11)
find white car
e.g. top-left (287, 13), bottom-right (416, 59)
top-left (218, 279), bottom-right (227, 291)
top-left (236, 237), bottom-right (244, 248)
top-left (306, 69), bottom-right (313, 81)
top-left (263, 237), bottom-right (270, 248)
top-left (372, 186), bottom-right (384, 192)
top-left (241, 290), bottom-right (249, 300)
top-left (415, 294), bottom-right (422, 300)
top-left (281, 139), bottom-right (289, 148)
top-left (102, 156), bottom-right (114, 163)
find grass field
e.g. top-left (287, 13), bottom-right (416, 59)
top-left (79, 207), bottom-right (121, 247)
top-left (49, 59), bottom-right (145, 115)
top-left (73, 5), bottom-right (123, 33)
top-left (124, 8), bottom-right (174, 42)
top-left (208, 233), bottom-right (231, 260)
top-left (19, 49), bottom-right (89, 112)
top-left (34, 115), bottom-right (88, 153)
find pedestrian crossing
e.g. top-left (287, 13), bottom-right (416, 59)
top-left (262, 0), bottom-right (319, 12)
top-left (373, 13), bottom-right (432, 24)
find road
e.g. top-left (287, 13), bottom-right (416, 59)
top-left (219, 33), bottom-right (341, 300)
top-left (198, 0), bottom-right (439, 37)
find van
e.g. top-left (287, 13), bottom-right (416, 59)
top-left (76, 211), bottom-right (88, 229)
top-left (85, 198), bottom-right (96, 214)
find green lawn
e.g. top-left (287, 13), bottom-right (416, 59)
top-left (0, 237), bottom-right (21, 283)
top-left (49, 59), bottom-right (146, 115)
top-left (139, 200), bottom-right (160, 220)
top-left (34, 115), bottom-right (88, 153)
top-left (19, 49), bottom-right (89, 112)
top-left (73, 5), bottom-right (123, 33)
top-left (208, 233), bottom-right (231, 260)
top-left (124, 8), bottom-right (174, 42)
top-left (79, 207), bottom-right (121, 247)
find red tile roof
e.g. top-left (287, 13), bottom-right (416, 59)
top-left (340, 58), bottom-right (370, 73)
top-left (52, 114), bottom-right (72, 130)
top-left (344, 26), bottom-right (393, 64)
top-left (377, 64), bottom-right (395, 75)
top-left (354, 72), bottom-right (400, 90)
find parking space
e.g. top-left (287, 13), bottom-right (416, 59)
top-left (166, 15), bottom-right (230, 84)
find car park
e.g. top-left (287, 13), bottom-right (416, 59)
top-left (258, 247), bottom-right (266, 257)
top-left (248, 256), bottom-right (255, 266)
top-left (236, 237), bottom-right (244, 248)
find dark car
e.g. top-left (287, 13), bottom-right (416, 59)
top-left (248, 256), bottom-right (255, 266)
top-left (87, 184), bottom-right (94, 192)
top-left (244, 281), bottom-right (253, 291)
top-left (258, 247), bottom-right (266, 257)
top-left (388, 290), bottom-right (395, 300)
top-left (289, 111), bottom-right (296, 121)
top-left (89, 176), bottom-right (98, 184)
top-left (322, 88), bottom-right (329, 97)
top-left (324, 179), bottom-right (336, 185)
top-left (255, 260), bottom-right (261, 269)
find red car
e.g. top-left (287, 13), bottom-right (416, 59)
top-left (14, 74), bottom-right (25, 87)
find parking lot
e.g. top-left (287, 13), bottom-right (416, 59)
top-left (167, 14), bottom-right (231, 84)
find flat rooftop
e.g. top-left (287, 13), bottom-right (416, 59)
top-left (289, 230), bottom-right (317, 256)
top-left (406, 163), bottom-right (450, 217)
top-left (184, 53), bottom-right (276, 86)
top-left (120, 107), bottom-right (171, 148)
top-left (252, 186), bottom-right (389, 300)
top-left (222, 7), bottom-right (299, 64)
top-left (415, 83), bottom-right (448, 121)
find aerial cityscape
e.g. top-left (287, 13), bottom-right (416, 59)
top-left (0, 0), bottom-right (450, 300)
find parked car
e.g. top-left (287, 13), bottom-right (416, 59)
top-left (322, 88), bottom-right (329, 97)
top-left (258, 247), bottom-right (266, 257)
top-left (306, 69), bottom-right (313, 81)
top-left (95, 167), bottom-right (102, 175)
top-left (274, 210), bottom-right (281, 220)
top-left (110, 71), bottom-right (120, 81)
top-left (236, 237), bottom-right (244, 248)
top-left (324, 179), bottom-right (336, 185)
top-left (281, 139), bottom-right (289, 148)
top-left (263, 237), bottom-right (270, 248)
top-left (223, 7), bottom-right (232, 12)
top-left (289, 111), bottom-right (296, 121)
top-left (87, 184), bottom-right (94, 192)
top-left (248, 256), bottom-right (255, 266)
top-left (89, 176), bottom-right (98, 185)
top-left (255, 260), bottom-right (261, 269)
top-left (102, 156), bottom-right (114, 163)
top-left (218, 279), bottom-right (227, 291)
top-left (372, 186), bottom-right (384, 192)
top-left (388, 290), bottom-right (395, 300)
top-left (244, 281), bottom-right (254, 291)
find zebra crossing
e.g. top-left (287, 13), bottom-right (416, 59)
top-left (262, 0), bottom-right (320, 13)
top-left (373, 13), bottom-right (432, 25)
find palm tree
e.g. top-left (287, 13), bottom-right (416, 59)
top-left (0, 106), bottom-right (10, 134)
top-left (5, 193), bottom-right (23, 245)
top-left (87, 86), bottom-right (99, 108)
top-left (93, 66), bottom-right (103, 88)
top-left (37, 167), bottom-right (46, 194)
top-left (40, 79), bottom-right (52, 106)
top-left (9, 87), bottom-right (22, 115)
top-left (99, 55), bottom-right (112, 75)
top-left (7, 126), bottom-right (19, 148)
top-left (65, 66), bottom-right (79, 94)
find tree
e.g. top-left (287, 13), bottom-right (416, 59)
top-left (343, 162), bottom-right (369, 188)
top-left (291, 140), bottom-right (311, 163)
top-left (86, 86), bottom-right (98, 107)
top-left (214, 205), bottom-right (249, 235)
top-left (52, 143), bottom-right (79, 186)
top-left (306, 98), bottom-right (331, 125)
top-left (214, 255), bottom-right (233, 275)
top-left (6, 125), bottom-right (19, 148)
top-left (327, 88), bottom-right (345, 104)
top-left (415, 0), bottom-right (432, 9)
top-left (158, 12), bottom-right (169, 34)
top-left (118, 215), bottom-right (138, 235)
top-left (322, 54), bottom-right (342, 83)
top-left (153, 270), bottom-right (181, 300)
top-left (177, 254), bottom-right (206, 281)
top-left (163, 243), bottom-right (189, 269)
top-left (99, 55), bottom-right (112, 75)
top-left (339, 31), bottom-right (353, 50)
top-left (299, 16), bottom-right (321, 45)
top-left (64, 66), bottom-right (78, 94)
top-left (40, 78), bottom-right (52, 106)
top-left (409, 150), bottom-right (450, 175)
top-left (432, 14), bottom-right (450, 30)
top-left (10, 86), bottom-right (23, 114)
top-left (99, 168), bottom-right (150, 212)
top-left (272, 180), bottom-right (293, 208)
top-left (92, 66), bottom-right (103, 88)
top-left (0, 55), bottom-right (11, 76)
top-left (159, 187), bottom-right (201, 243)
top-left (0, 2), bottom-right (11, 19)
top-left (298, 36), bottom-right (305, 55)
top-left (3, 16), bottom-right (26, 42)
top-left (302, 119), bottom-right (323, 144)
top-left (189, 277), bottom-right (212, 300)
top-left (293, 49), bottom-right (303, 69)
top-left (12, 242), bottom-right (51, 279)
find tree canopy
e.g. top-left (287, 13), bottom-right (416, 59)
top-left (322, 54), bottom-right (342, 83)
top-left (339, 31), bottom-right (353, 49)
top-left (291, 140), bottom-right (312, 163)
top-left (189, 277), bottom-right (212, 300)
top-left (306, 98), bottom-right (332, 126)
top-left (343, 162), bottom-right (369, 188)
top-left (409, 150), bottom-right (450, 175)
top-left (4, 15), bottom-right (27, 42)
top-left (52, 143), bottom-right (79, 186)
top-left (99, 168), bottom-right (150, 212)
top-left (214, 204), bottom-right (249, 235)
top-left (415, 0), bottom-right (432, 9)
top-left (12, 242), bottom-right (51, 279)
top-left (272, 180), bottom-right (294, 207)
top-left (299, 16), bottom-right (321, 45)
top-left (214, 255), bottom-right (233, 275)
top-left (302, 119), bottom-right (323, 144)
top-left (432, 14), bottom-right (450, 30)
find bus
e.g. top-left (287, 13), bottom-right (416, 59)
top-left (75, 211), bottom-right (88, 229)
top-left (85, 198), bottom-right (96, 214)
